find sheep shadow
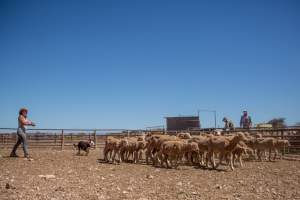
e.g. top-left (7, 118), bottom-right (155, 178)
top-left (193, 165), bottom-right (227, 172)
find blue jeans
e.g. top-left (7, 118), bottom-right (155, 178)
top-left (11, 127), bottom-right (29, 157)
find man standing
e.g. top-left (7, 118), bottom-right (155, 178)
top-left (240, 110), bottom-right (252, 129)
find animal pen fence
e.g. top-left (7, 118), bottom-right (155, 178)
top-left (0, 128), bottom-right (141, 150)
top-left (0, 127), bottom-right (300, 156)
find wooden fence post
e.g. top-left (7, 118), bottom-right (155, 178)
top-left (94, 130), bottom-right (97, 149)
top-left (61, 129), bottom-right (64, 150)
top-left (281, 130), bottom-right (285, 157)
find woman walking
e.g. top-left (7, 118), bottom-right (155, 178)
top-left (10, 108), bottom-right (36, 158)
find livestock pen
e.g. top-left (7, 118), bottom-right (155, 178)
top-left (0, 127), bottom-right (299, 157)
top-left (1, 127), bottom-right (300, 200)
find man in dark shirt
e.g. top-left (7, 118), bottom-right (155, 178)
top-left (240, 111), bottom-right (252, 129)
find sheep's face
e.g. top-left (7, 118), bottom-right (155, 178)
top-left (120, 140), bottom-right (128, 147)
top-left (237, 133), bottom-right (247, 141)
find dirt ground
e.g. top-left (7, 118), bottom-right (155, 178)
top-left (0, 149), bottom-right (300, 200)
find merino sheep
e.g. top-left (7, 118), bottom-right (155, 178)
top-left (208, 132), bottom-right (247, 170)
top-left (273, 139), bottom-right (291, 160)
top-left (176, 132), bottom-right (192, 139)
top-left (251, 137), bottom-right (277, 161)
top-left (189, 135), bottom-right (212, 167)
top-left (145, 135), bottom-right (178, 165)
top-left (155, 140), bottom-right (183, 168)
top-left (103, 137), bottom-right (128, 163)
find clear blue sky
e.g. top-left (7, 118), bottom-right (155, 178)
top-left (0, 0), bottom-right (299, 129)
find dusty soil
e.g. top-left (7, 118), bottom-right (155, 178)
top-left (0, 149), bottom-right (300, 200)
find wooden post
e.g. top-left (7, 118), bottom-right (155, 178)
top-left (281, 130), bottom-right (285, 157)
top-left (61, 129), bottom-right (64, 150)
top-left (93, 130), bottom-right (97, 149)
top-left (54, 133), bottom-right (57, 144)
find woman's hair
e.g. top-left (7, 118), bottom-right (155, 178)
top-left (19, 108), bottom-right (28, 115)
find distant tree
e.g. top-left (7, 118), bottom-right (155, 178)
top-left (267, 118), bottom-right (287, 129)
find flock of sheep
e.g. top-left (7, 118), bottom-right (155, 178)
top-left (102, 131), bottom-right (290, 171)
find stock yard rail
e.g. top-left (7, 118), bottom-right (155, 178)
top-left (0, 127), bottom-right (299, 158)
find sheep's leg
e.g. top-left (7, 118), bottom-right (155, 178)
top-left (139, 150), bottom-right (143, 161)
top-left (86, 148), bottom-right (90, 156)
top-left (125, 151), bottom-right (129, 162)
top-left (187, 152), bottom-right (192, 166)
top-left (165, 155), bottom-right (171, 168)
top-left (257, 150), bottom-right (262, 161)
top-left (112, 150), bottom-right (117, 164)
top-left (117, 150), bottom-right (122, 163)
top-left (108, 150), bottom-right (111, 159)
top-left (268, 149), bottom-right (272, 162)
top-left (154, 150), bottom-right (161, 166)
top-left (216, 153), bottom-right (224, 169)
top-left (145, 149), bottom-right (150, 164)
top-left (178, 153), bottom-right (184, 166)
top-left (264, 150), bottom-right (268, 161)
top-left (160, 153), bottom-right (165, 168)
top-left (207, 151), bottom-right (214, 168)
top-left (174, 154), bottom-right (180, 169)
top-left (160, 152), bottom-right (166, 168)
top-left (130, 151), bottom-right (133, 161)
top-left (199, 152), bottom-right (204, 165)
top-left (229, 153), bottom-right (234, 171)
top-left (104, 148), bottom-right (108, 162)
top-left (133, 151), bottom-right (137, 163)
top-left (238, 153), bottom-right (243, 167)
top-left (119, 150), bottom-right (124, 162)
top-left (232, 153), bottom-right (236, 166)
top-left (225, 153), bottom-right (230, 165)
top-left (273, 149), bottom-right (278, 161)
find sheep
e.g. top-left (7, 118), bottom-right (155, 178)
top-left (273, 139), bottom-right (291, 160)
top-left (120, 137), bottom-right (147, 163)
top-left (229, 141), bottom-right (253, 167)
top-left (103, 137), bottom-right (128, 163)
top-left (189, 135), bottom-right (212, 167)
top-left (176, 132), bottom-right (192, 139)
top-left (133, 140), bottom-right (147, 163)
top-left (208, 132), bottom-right (248, 170)
top-left (155, 140), bottom-right (183, 168)
top-left (249, 137), bottom-right (279, 161)
top-left (180, 141), bottom-right (200, 166)
top-left (156, 139), bottom-right (200, 168)
top-left (145, 135), bottom-right (178, 165)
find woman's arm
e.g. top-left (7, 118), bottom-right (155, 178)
top-left (19, 115), bottom-right (35, 126)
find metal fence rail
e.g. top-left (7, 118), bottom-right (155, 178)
top-left (0, 127), bottom-right (299, 154)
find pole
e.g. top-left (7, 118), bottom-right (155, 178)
top-left (61, 129), bottom-right (64, 150)
top-left (214, 110), bottom-right (217, 129)
top-left (94, 130), bottom-right (97, 149)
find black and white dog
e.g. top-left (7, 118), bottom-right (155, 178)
top-left (73, 140), bottom-right (95, 156)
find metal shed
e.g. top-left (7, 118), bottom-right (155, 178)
top-left (166, 116), bottom-right (200, 131)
